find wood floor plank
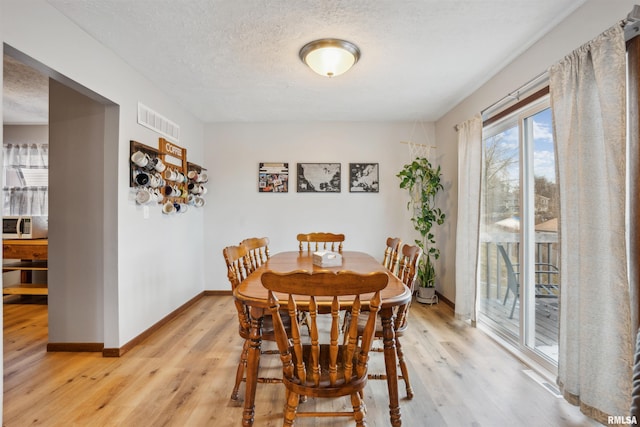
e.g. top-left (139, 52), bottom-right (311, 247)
top-left (3, 295), bottom-right (600, 426)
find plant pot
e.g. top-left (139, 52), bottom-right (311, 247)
top-left (416, 286), bottom-right (438, 305)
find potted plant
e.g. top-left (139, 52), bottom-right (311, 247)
top-left (397, 157), bottom-right (445, 304)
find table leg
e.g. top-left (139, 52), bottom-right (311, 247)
top-left (380, 307), bottom-right (402, 427)
top-left (242, 306), bottom-right (264, 427)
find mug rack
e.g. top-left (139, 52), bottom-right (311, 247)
top-left (130, 139), bottom-right (207, 213)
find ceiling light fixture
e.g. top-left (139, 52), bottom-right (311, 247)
top-left (299, 38), bottom-right (361, 78)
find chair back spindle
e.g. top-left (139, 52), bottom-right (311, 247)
top-left (223, 244), bottom-right (250, 290)
top-left (297, 232), bottom-right (345, 253)
top-left (382, 237), bottom-right (402, 274)
top-left (395, 244), bottom-right (422, 331)
top-left (241, 237), bottom-right (270, 273)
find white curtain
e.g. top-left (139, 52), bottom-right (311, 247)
top-left (454, 114), bottom-right (482, 322)
top-left (549, 24), bottom-right (632, 422)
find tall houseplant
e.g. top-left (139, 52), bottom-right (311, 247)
top-left (397, 157), bottom-right (445, 303)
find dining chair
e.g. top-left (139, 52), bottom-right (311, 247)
top-left (223, 243), bottom-right (286, 401)
top-left (297, 232), bottom-right (345, 253)
top-left (382, 237), bottom-right (402, 274)
top-left (358, 243), bottom-right (422, 400)
top-left (341, 236), bottom-right (400, 334)
top-left (261, 270), bottom-right (389, 426)
top-left (240, 236), bottom-right (270, 273)
top-left (296, 232), bottom-right (345, 334)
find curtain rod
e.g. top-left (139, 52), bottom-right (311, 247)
top-left (479, 5), bottom-right (639, 122)
top-left (480, 70), bottom-right (548, 119)
top-left (625, 5), bottom-right (640, 41)
top-left (456, 5), bottom-right (640, 132)
top-left (454, 70), bottom-right (549, 131)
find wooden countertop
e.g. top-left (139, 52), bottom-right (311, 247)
top-left (3, 239), bottom-right (48, 260)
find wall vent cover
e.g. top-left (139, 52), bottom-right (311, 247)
top-left (137, 103), bottom-right (180, 142)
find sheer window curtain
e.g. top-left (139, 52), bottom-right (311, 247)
top-left (549, 24), bottom-right (633, 422)
top-left (631, 30), bottom-right (640, 418)
top-left (454, 114), bottom-right (482, 322)
top-left (629, 16), bottom-right (640, 361)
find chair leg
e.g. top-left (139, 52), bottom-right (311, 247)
top-left (283, 390), bottom-right (299, 427)
top-left (395, 337), bottom-right (414, 399)
top-left (509, 295), bottom-right (517, 319)
top-left (350, 392), bottom-right (367, 427)
top-left (357, 389), bottom-right (367, 414)
top-left (231, 339), bottom-right (250, 401)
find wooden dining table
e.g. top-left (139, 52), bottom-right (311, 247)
top-left (233, 250), bottom-right (411, 427)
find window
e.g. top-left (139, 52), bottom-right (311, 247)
top-left (3, 143), bottom-right (49, 216)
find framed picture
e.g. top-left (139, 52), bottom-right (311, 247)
top-left (349, 163), bottom-right (379, 193)
top-left (297, 163), bottom-right (341, 192)
top-left (258, 162), bottom-right (289, 192)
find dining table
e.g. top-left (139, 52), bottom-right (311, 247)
top-left (233, 250), bottom-right (411, 427)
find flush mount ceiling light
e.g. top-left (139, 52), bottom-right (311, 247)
top-left (299, 38), bottom-right (361, 78)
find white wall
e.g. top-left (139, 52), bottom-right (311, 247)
top-left (204, 122), bottom-right (430, 290)
top-left (3, 0), bottom-right (206, 348)
top-left (434, 0), bottom-right (636, 302)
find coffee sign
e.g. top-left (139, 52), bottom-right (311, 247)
top-left (163, 140), bottom-right (183, 159)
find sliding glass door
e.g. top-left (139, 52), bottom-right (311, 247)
top-left (478, 96), bottom-right (560, 368)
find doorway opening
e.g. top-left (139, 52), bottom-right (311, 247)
top-left (2, 44), bottom-right (119, 356)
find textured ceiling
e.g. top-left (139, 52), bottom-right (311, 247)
top-left (3, 55), bottom-right (48, 125)
top-left (5, 0), bottom-right (588, 124)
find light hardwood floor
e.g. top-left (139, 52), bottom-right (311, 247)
top-left (3, 295), bottom-right (600, 426)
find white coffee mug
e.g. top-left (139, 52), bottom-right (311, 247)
top-left (149, 175), bottom-right (160, 188)
top-left (162, 201), bottom-right (176, 214)
top-left (197, 172), bottom-right (208, 183)
top-left (187, 170), bottom-right (198, 181)
top-left (164, 169), bottom-right (177, 181)
top-left (154, 158), bottom-right (166, 172)
top-left (148, 188), bottom-right (160, 202)
top-left (135, 188), bottom-right (152, 204)
top-left (131, 151), bottom-right (149, 168)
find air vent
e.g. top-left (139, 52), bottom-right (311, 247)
top-left (523, 369), bottom-right (562, 397)
top-left (137, 103), bottom-right (180, 142)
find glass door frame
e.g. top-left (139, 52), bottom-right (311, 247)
top-left (479, 94), bottom-right (558, 375)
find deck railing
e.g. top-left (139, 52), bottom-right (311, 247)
top-left (480, 239), bottom-right (559, 300)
